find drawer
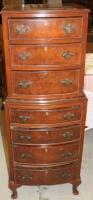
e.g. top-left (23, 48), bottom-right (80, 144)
top-left (11, 125), bottom-right (81, 145)
top-left (8, 18), bottom-right (83, 42)
top-left (10, 44), bottom-right (81, 66)
top-left (10, 106), bottom-right (81, 125)
top-left (12, 70), bottom-right (81, 97)
top-left (13, 143), bottom-right (79, 165)
top-left (14, 163), bottom-right (79, 185)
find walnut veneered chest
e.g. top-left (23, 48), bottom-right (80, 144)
top-left (2, 3), bottom-right (89, 199)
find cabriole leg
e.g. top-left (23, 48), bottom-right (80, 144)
top-left (72, 180), bottom-right (81, 195)
top-left (9, 181), bottom-right (19, 199)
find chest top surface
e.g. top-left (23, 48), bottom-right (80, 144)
top-left (2, 3), bottom-right (89, 15)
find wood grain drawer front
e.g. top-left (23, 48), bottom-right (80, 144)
top-left (12, 70), bottom-right (80, 96)
top-left (10, 107), bottom-right (81, 125)
top-left (11, 125), bottom-right (81, 145)
top-left (15, 163), bottom-right (79, 185)
top-left (10, 44), bottom-right (81, 66)
top-left (8, 18), bottom-right (83, 42)
top-left (13, 143), bottom-right (79, 165)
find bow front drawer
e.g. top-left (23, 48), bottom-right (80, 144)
top-left (11, 70), bottom-right (81, 98)
top-left (10, 44), bottom-right (81, 66)
top-left (11, 125), bottom-right (81, 145)
top-left (14, 163), bottom-right (79, 185)
top-left (13, 143), bottom-right (79, 165)
top-left (10, 106), bottom-right (82, 126)
top-left (8, 18), bottom-right (83, 43)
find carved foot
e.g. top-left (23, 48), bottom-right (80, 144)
top-left (73, 185), bottom-right (79, 195)
top-left (72, 180), bottom-right (81, 195)
top-left (9, 181), bottom-right (21, 199)
top-left (11, 190), bottom-right (17, 199)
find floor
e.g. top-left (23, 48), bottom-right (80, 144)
top-left (0, 106), bottom-right (93, 200)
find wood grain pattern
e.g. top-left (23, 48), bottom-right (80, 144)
top-left (11, 125), bottom-right (81, 145)
top-left (11, 70), bottom-right (81, 97)
top-left (10, 106), bottom-right (81, 125)
top-left (14, 162), bottom-right (79, 185)
top-left (13, 143), bottom-right (80, 165)
top-left (10, 44), bottom-right (82, 66)
top-left (8, 18), bottom-right (83, 41)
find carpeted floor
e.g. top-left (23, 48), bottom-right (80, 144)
top-left (0, 107), bottom-right (93, 200)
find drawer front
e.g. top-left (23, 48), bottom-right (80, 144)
top-left (10, 44), bottom-right (81, 66)
top-left (10, 107), bottom-right (81, 125)
top-left (12, 70), bottom-right (80, 96)
top-left (13, 143), bottom-right (79, 165)
top-left (11, 125), bottom-right (81, 145)
top-left (8, 18), bottom-right (83, 41)
top-left (14, 163), bottom-right (79, 185)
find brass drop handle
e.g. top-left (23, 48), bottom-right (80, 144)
top-left (19, 135), bottom-right (32, 142)
top-left (18, 52), bottom-right (30, 61)
top-left (63, 131), bottom-right (74, 139)
top-left (22, 175), bottom-right (32, 181)
top-left (62, 172), bottom-right (72, 178)
top-left (18, 115), bottom-right (31, 122)
top-left (62, 152), bottom-right (73, 158)
top-left (64, 112), bottom-right (75, 120)
top-left (21, 153), bottom-right (32, 159)
top-left (15, 24), bottom-right (30, 34)
top-left (63, 23), bottom-right (75, 34)
top-left (18, 80), bottom-right (32, 89)
top-left (60, 78), bottom-right (73, 86)
top-left (60, 51), bottom-right (75, 60)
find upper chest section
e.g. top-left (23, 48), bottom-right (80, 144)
top-left (2, 7), bottom-right (89, 44)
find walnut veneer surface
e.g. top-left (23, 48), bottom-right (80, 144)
top-left (2, 3), bottom-right (89, 199)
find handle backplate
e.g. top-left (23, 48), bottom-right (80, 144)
top-left (15, 24), bottom-right (30, 34)
top-left (63, 23), bottom-right (75, 34)
top-left (21, 153), bottom-right (32, 159)
top-left (64, 112), bottom-right (75, 120)
top-left (18, 52), bottom-right (30, 61)
top-left (62, 172), bottom-right (72, 179)
top-left (19, 135), bottom-right (32, 142)
top-left (60, 51), bottom-right (75, 60)
top-left (60, 78), bottom-right (73, 86)
top-left (63, 131), bottom-right (74, 139)
top-left (18, 115), bottom-right (31, 122)
top-left (63, 152), bottom-right (73, 158)
top-left (18, 80), bottom-right (32, 89)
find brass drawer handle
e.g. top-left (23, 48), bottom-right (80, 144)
top-left (22, 175), bottom-right (32, 181)
top-left (19, 135), bottom-right (32, 142)
top-left (62, 172), bottom-right (72, 178)
top-left (18, 80), bottom-right (32, 89)
top-left (21, 153), bottom-right (32, 159)
top-left (63, 152), bottom-right (73, 158)
top-left (63, 23), bottom-right (75, 34)
top-left (64, 112), bottom-right (75, 120)
top-left (15, 24), bottom-right (30, 34)
top-left (63, 131), bottom-right (74, 139)
top-left (18, 52), bottom-right (30, 61)
top-left (60, 78), bottom-right (73, 86)
top-left (60, 51), bottom-right (75, 60)
top-left (18, 115), bottom-right (31, 122)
